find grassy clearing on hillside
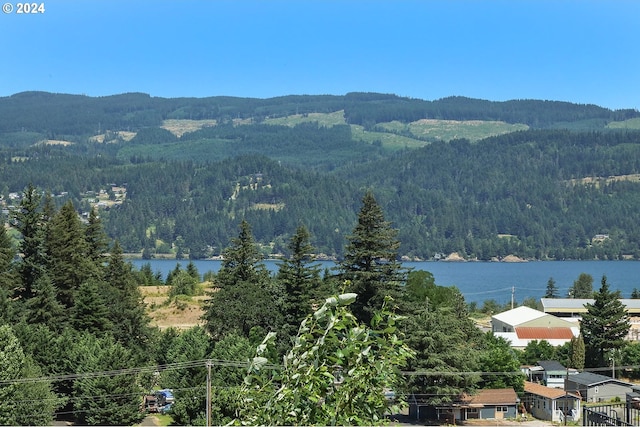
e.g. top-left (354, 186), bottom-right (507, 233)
top-left (162, 119), bottom-right (218, 137)
top-left (264, 110), bottom-right (347, 127)
top-left (378, 119), bottom-right (529, 142)
top-left (606, 118), bottom-right (640, 129)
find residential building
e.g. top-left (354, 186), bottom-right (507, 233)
top-left (523, 381), bottom-right (581, 423)
top-left (565, 372), bottom-right (636, 403)
top-left (409, 388), bottom-right (519, 423)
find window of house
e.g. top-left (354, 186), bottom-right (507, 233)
top-left (496, 406), bottom-right (508, 412)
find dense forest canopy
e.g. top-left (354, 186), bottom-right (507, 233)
top-left (1, 91), bottom-right (640, 260)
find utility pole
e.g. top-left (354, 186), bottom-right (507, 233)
top-left (611, 356), bottom-right (615, 379)
top-left (206, 359), bottom-right (212, 427)
top-left (511, 286), bottom-right (515, 310)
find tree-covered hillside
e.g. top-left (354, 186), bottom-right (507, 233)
top-left (1, 92), bottom-right (640, 260)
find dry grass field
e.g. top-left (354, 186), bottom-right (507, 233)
top-left (140, 285), bottom-right (209, 330)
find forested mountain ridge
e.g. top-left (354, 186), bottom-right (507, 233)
top-left (2, 91), bottom-right (638, 137)
top-left (2, 91), bottom-right (640, 260)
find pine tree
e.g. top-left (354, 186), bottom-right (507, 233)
top-left (0, 225), bottom-right (18, 324)
top-left (544, 277), bottom-right (559, 298)
top-left (104, 241), bottom-right (152, 352)
top-left (44, 201), bottom-right (98, 308)
top-left (72, 279), bottom-right (113, 336)
top-left (216, 220), bottom-right (268, 287)
top-left (85, 207), bottom-right (109, 263)
top-left (25, 273), bottom-right (66, 331)
top-left (203, 221), bottom-right (276, 339)
top-left (0, 324), bottom-right (58, 425)
top-left (339, 190), bottom-right (406, 324)
top-left (581, 275), bottom-right (630, 368)
top-left (12, 184), bottom-right (44, 299)
top-left (277, 225), bottom-right (322, 331)
top-left (71, 333), bottom-right (144, 426)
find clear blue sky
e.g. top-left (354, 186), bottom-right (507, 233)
top-left (1, 0), bottom-right (638, 110)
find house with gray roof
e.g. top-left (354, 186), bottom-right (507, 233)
top-left (565, 372), bottom-right (636, 403)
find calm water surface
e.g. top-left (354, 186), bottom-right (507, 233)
top-left (129, 259), bottom-right (640, 305)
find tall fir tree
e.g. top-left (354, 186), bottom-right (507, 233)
top-left (104, 241), bottom-right (152, 354)
top-left (25, 273), bottom-right (66, 331)
top-left (203, 220), bottom-right (278, 339)
top-left (339, 190), bottom-right (406, 324)
top-left (12, 184), bottom-right (44, 299)
top-left (71, 279), bottom-right (113, 336)
top-left (581, 275), bottom-right (630, 368)
top-left (44, 201), bottom-right (98, 308)
top-left (544, 277), bottom-right (559, 298)
top-left (0, 225), bottom-right (17, 324)
top-left (216, 220), bottom-right (268, 287)
top-left (85, 207), bottom-right (109, 264)
top-left (277, 225), bottom-right (322, 332)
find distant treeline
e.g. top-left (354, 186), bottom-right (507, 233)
top-left (1, 91), bottom-right (638, 137)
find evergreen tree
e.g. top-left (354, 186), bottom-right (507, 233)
top-left (568, 334), bottom-right (585, 370)
top-left (186, 260), bottom-right (200, 281)
top-left (339, 191), bottom-right (406, 324)
top-left (216, 220), bottom-right (268, 287)
top-left (104, 241), bottom-right (152, 353)
top-left (544, 277), bottom-right (559, 298)
top-left (45, 201), bottom-right (99, 308)
top-left (0, 225), bottom-right (17, 324)
top-left (12, 184), bottom-right (44, 299)
top-left (25, 273), bottom-right (66, 331)
top-left (85, 207), bottom-right (109, 263)
top-left (72, 279), bottom-right (113, 336)
top-left (276, 225), bottom-right (322, 333)
top-left (0, 324), bottom-right (58, 425)
top-left (71, 333), bottom-right (145, 426)
top-left (161, 326), bottom-right (213, 426)
top-left (568, 273), bottom-right (594, 298)
top-left (203, 220), bottom-right (277, 339)
top-left (403, 290), bottom-right (482, 405)
top-left (581, 275), bottom-right (630, 368)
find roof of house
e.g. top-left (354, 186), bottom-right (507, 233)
top-left (465, 388), bottom-right (519, 406)
top-left (542, 298), bottom-right (640, 313)
top-left (537, 360), bottom-right (567, 372)
top-left (524, 381), bottom-right (579, 400)
top-left (568, 372), bottom-right (633, 387)
top-left (492, 306), bottom-right (546, 326)
top-left (515, 327), bottom-right (575, 340)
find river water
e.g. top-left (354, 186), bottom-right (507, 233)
top-left (128, 259), bottom-right (640, 305)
